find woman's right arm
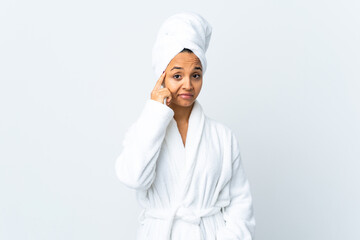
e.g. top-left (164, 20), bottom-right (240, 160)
top-left (115, 71), bottom-right (174, 190)
top-left (115, 99), bottom-right (174, 190)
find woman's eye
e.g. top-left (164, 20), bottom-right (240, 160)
top-left (193, 74), bottom-right (201, 79)
top-left (174, 74), bottom-right (181, 79)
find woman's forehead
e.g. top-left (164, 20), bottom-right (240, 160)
top-left (168, 52), bottom-right (202, 68)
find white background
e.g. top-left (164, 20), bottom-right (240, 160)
top-left (1, 0), bottom-right (359, 239)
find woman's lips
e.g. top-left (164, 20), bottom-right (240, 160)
top-left (179, 94), bottom-right (194, 99)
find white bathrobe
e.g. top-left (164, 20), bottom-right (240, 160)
top-left (115, 99), bottom-right (255, 240)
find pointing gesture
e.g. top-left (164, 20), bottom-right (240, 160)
top-left (151, 71), bottom-right (172, 106)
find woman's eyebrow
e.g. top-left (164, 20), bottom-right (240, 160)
top-left (170, 66), bottom-right (183, 71)
top-left (170, 66), bottom-right (203, 71)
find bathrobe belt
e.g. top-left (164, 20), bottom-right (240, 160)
top-left (139, 205), bottom-right (222, 239)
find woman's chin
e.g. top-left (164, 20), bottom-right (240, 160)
top-left (171, 99), bottom-right (195, 108)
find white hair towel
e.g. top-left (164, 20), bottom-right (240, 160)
top-left (152, 11), bottom-right (212, 78)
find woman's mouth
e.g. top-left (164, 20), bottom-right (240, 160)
top-left (179, 94), bottom-right (194, 99)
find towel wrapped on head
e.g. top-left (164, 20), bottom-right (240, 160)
top-left (152, 11), bottom-right (212, 78)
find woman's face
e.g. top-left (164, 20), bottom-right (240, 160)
top-left (163, 51), bottom-right (203, 108)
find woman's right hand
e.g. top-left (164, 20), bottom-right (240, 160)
top-left (151, 71), bottom-right (172, 106)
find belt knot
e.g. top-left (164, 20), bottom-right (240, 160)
top-left (139, 205), bottom-right (221, 239)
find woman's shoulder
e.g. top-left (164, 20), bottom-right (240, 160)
top-left (204, 115), bottom-right (240, 157)
top-left (204, 115), bottom-right (235, 136)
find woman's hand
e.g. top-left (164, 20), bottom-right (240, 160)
top-left (151, 71), bottom-right (172, 106)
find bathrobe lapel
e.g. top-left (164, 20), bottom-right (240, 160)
top-left (164, 99), bottom-right (205, 203)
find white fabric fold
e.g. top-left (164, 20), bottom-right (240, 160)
top-left (152, 11), bottom-right (212, 77)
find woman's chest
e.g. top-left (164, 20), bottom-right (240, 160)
top-left (155, 124), bottom-right (230, 193)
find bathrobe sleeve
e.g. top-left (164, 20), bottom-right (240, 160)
top-left (217, 132), bottom-right (256, 240)
top-left (115, 99), bottom-right (174, 190)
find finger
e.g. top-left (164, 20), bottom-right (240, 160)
top-left (153, 71), bottom-right (166, 91)
top-left (166, 96), bottom-right (172, 105)
top-left (166, 93), bottom-right (173, 105)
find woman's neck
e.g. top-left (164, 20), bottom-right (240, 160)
top-left (170, 102), bottom-right (194, 123)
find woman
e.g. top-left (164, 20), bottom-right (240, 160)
top-left (115, 11), bottom-right (255, 240)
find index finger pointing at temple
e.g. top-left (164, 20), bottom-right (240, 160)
top-left (153, 71), bottom-right (166, 91)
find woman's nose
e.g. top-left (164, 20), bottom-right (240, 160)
top-left (182, 76), bottom-right (193, 89)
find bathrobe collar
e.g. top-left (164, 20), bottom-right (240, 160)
top-left (165, 99), bottom-right (205, 201)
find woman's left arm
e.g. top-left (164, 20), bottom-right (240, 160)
top-left (217, 132), bottom-right (256, 240)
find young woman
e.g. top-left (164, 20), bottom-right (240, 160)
top-left (115, 12), bottom-right (255, 240)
